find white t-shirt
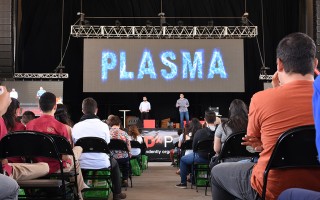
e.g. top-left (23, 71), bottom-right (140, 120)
top-left (129, 135), bottom-right (143, 156)
top-left (139, 101), bottom-right (151, 112)
top-left (72, 118), bottom-right (110, 169)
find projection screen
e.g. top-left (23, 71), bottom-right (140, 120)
top-left (83, 39), bottom-right (244, 92)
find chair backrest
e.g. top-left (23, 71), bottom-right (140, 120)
top-left (0, 131), bottom-right (61, 160)
top-left (74, 137), bottom-right (110, 154)
top-left (130, 140), bottom-right (141, 149)
top-left (109, 139), bottom-right (129, 152)
top-left (194, 139), bottom-right (215, 158)
top-left (262, 125), bottom-right (320, 199)
top-left (48, 134), bottom-right (74, 156)
top-left (218, 131), bottom-right (260, 162)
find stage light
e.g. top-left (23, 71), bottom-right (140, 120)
top-left (115, 20), bottom-right (121, 27)
top-left (158, 12), bottom-right (166, 26)
top-left (241, 12), bottom-right (249, 26)
top-left (146, 20), bottom-right (152, 27)
top-left (178, 20), bottom-right (184, 27)
top-left (208, 20), bottom-right (214, 27)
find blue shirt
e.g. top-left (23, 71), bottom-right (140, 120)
top-left (313, 76), bottom-right (320, 161)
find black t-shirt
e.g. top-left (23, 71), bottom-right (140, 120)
top-left (192, 127), bottom-right (215, 158)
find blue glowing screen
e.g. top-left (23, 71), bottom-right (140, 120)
top-left (84, 39), bottom-right (244, 92)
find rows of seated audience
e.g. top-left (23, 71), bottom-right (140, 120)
top-left (0, 93), bottom-right (147, 200)
top-left (1, 32), bottom-right (320, 200)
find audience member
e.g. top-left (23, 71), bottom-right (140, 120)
top-left (1, 92), bottom-right (49, 184)
top-left (176, 110), bottom-right (216, 188)
top-left (188, 118), bottom-right (203, 139)
top-left (72, 97), bottom-right (126, 200)
top-left (20, 111), bottom-right (35, 126)
top-left (3, 98), bottom-right (25, 132)
top-left (211, 32), bottom-right (320, 200)
top-left (170, 128), bottom-right (183, 165)
top-left (277, 67), bottom-right (320, 200)
top-left (26, 92), bottom-right (87, 199)
top-left (128, 124), bottom-right (143, 156)
top-left (214, 99), bottom-right (248, 155)
top-left (108, 115), bottom-right (132, 188)
top-left (55, 104), bottom-right (74, 145)
top-left (0, 86), bottom-right (19, 200)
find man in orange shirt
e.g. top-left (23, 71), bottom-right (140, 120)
top-left (210, 32), bottom-right (320, 200)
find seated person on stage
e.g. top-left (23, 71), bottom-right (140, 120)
top-left (175, 110), bottom-right (216, 188)
top-left (72, 97), bottom-right (126, 200)
top-left (127, 124), bottom-right (143, 156)
top-left (211, 32), bottom-right (320, 200)
top-left (20, 110), bottom-right (36, 126)
top-left (3, 98), bottom-right (26, 132)
top-left (277, 64), bottom-right (320, 200)
top-left (0, 86), bottom-right (20, 200)
top-left (26, 92), bottom-right (87, 199)
top-left (108, 115), bottom-right (132, 188)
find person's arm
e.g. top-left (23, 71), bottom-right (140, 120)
top-left (176, 100), bottom-right (180, 108)
top-left (148, 102), bottom-right (151, 111)
top-left (139, 102), bottom-right (142, 112)
top-left (185, 99), bottom-right (189, 108)
top-left (0, 86), bottom-right (11, 116)
top-left (242, 97), bottom-right (263, 151)
top-left (214, 136), bottom-right (221, 154)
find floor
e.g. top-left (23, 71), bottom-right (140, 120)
top-left (122, 162), bottom-right (212, 200)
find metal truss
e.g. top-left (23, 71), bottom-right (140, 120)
top-left (259, 74), bottom-right (273, 81)
top-left (14, 73), bottom-right (69, 79)
top-left (71, 25), bottom-right (258, 39)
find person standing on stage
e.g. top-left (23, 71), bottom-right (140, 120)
top-left (36, 87), bottom-right (46, 99)
top-left (176, 93), bottom-right (189, 129)
top-left (139, 96), bottom-right (151, 120)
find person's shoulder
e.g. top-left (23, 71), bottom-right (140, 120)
top-left (315, 76), bottom-right (320, 89)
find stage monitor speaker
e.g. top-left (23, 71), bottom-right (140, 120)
top-left (0, 0), bottom-right (15, 78)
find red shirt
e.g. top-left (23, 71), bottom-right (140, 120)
top-left (247, 80), bottom-right (320, 199)
top-left (0, 117), bottom-right (8, 140)
top-left (26, 114), bottom-right (70, 173)
top-left (12, 122), bottom-right (26, 131)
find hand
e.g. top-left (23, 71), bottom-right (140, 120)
top-left (272, 71), bottom-right (281, 88)
top-left (0, 86), bottom-right (11, 116)
top-left (241, 135), bottom-right (263, 152)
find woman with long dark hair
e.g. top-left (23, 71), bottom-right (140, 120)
top-left (214, 99), bottom-right (248, 154)
top-left (3, 98), bottom-right (25, 132)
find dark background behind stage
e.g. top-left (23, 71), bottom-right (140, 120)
top-left (16, 0), bottom-right (302, 123)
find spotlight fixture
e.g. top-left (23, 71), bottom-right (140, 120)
top-left (115, 20), bottom-right (121, 27)
top-left (241, 12), bottom-right (249, 26)
top-left (208, 20), bottom-right (214, 27)
top-left (158, 12), bottom-right (166, 26)
top-left (146, 20), bottom-right (152, 27)
top-left (178, 20), bottom-right (184, 27)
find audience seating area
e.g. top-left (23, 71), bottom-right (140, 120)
top-left (1, 124), bottom-right (320, 199)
